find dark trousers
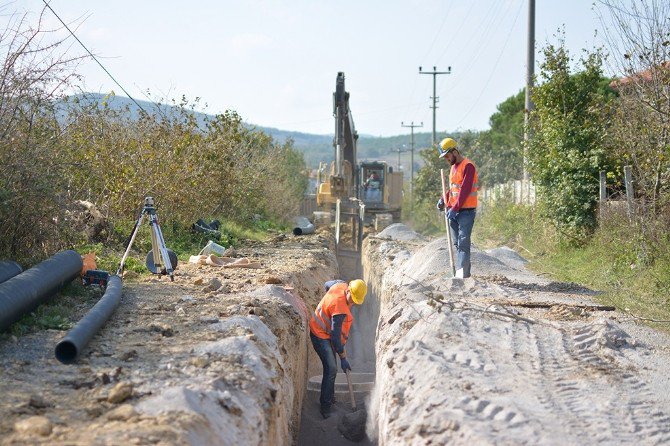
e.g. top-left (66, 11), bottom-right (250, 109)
top-left (310, 332), bottom-right (337, 410)
top-left (448, 208), bottom-right (476, 278)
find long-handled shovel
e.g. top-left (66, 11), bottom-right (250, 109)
top-left (345, 369), bottom-right (357, 410)
top-left (441, 169), bottom-right (456, 276)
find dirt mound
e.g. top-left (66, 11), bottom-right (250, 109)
top-left (364, 228), bottom-right (670, 445)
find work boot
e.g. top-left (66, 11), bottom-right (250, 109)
top-left (320, 406), bottom-right (332, 419)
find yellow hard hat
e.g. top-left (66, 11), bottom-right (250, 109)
top-left (348, 279), bottom-right (367, 305)
top-left (438, 137), bottom-right (457, 158)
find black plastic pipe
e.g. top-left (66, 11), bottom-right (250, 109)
top-left (0, 260), bottom-right (22, 284)
top-left (293, 216), bottom-right (315, 236)
top-left (55, 275), bottom-right (122, 364)
top-left (0, 250), bottom-right (82, 332)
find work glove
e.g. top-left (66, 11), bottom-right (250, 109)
top-left (436, 197), bottom-right (445, 211)
top-left (447, 208), bottom-right (459, 220)
top-left (340, 358), bottom-right (351, 372)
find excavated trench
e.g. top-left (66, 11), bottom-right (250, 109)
top-left (296, 238), bottom-right (380, 446)
top-left (7, 224), bottom-right (670, 445)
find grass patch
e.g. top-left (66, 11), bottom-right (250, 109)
top-left (6, 280), bottom-right (103, 338)
top-left (2, 215), bottom-right (286, 337)
top-left (474, 201), bottom-right (670, 331)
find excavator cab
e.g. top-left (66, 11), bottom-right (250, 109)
top-left (361, 164), bottom-right (384, 205)
top-left (359, 161), bottom-right (403, 221)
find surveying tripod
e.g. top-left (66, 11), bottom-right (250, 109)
top-left (117, 196), bottom-right (177, 281)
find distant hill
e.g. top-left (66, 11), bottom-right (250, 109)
top-left (61, 93), bottom-right (442, 169)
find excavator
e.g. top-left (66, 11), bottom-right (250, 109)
top-left (316, 72), bottom-right (403, 266)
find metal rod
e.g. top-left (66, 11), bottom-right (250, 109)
top-left (55, 275), bottom-right (123, 364)
top-left (116, 212), bottom-right (144, 276)
top-left (0, 250), bottom-right (82, 332)
top-left (440, 169), bottom-right (456, 276)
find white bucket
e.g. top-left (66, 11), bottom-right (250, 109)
top-left (199, 240), bottom-right (226, 256)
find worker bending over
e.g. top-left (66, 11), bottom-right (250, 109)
top-left (309, 279), bottom-right (367, 419)
top-left (436, 137), bottom-right (478, 278)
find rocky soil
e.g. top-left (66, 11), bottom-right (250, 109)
top-left (0, 233), bottom-right (338, 445)
top-left (365, 224), bottom-right (670, 445)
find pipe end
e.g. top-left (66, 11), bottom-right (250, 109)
top-left (293, 228), bottom-right (303, 236)
top-left (55, 340), bottom-right (78, 364)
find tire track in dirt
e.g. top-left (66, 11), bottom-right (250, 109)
top-left (569, 322), bottom-right (670, 444)
top-left (521, 319), bottom-right (670, 444)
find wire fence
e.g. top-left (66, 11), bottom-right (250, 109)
top-left (478, 166), bottom-right (638, 223)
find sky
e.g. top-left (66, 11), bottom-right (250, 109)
top-left (10, 0), bottom-right (616, 137)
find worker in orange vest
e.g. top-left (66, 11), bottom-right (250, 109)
top-left (309, 279), bottom-right (367, 419)
top-left (436, 137), bottom-right (478, 278)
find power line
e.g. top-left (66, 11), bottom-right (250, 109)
top-left (401, 121), bottom-right (423, 202)
top-left (453, 0), bottom-right (524, 129)
top-left (420, 0), bottom-right (456, 64)
top-left (41, 0), bottom-right (147, 113)
top-left (445, 0), bottom-right (514, 95)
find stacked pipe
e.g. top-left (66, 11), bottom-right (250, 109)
top-left (0, 250), bottom-right (82, 332)
top-left (55, 275), bottom-right (123, 364)
top-left (0, 260), bottom-right (22, 284)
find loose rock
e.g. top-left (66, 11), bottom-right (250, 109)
top-left (204, 278), bottom-right (222, 292)
top-left (14, 415), bottom-right (52, 436)
top-left (107, 382), bottom-right (133, 404)
top-left (106, 404), bottom-right (137, 421)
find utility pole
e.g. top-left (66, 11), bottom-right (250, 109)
top-left (523, 0), bottom-right (535, 181)
top-left (401, 121), bottom-right (423, 201)
top-left (419, 66), bottom-right (451, 146)
top-left (390, 146), bottom-right (409, 171)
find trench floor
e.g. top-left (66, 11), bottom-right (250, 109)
top-left (296, 248), bottom-right (376, 446)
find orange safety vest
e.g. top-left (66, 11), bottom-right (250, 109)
top-left (448, 158), bottom-right (478, 209)
top-left (309, 282), bottom-right (353, 345)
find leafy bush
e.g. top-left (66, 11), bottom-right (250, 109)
top-left (527, 40), bottom-right (615, 241)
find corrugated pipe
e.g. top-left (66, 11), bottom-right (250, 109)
top-left (293, 216), bottom-right (315, 236)
top-left (55, 275), bottom-right (122, 364)
top-left (0, 260), bottom-right (22, 284)
top-left (0, 250), bottom-right (82, 332)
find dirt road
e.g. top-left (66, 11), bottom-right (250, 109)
top-left (365, 224), bottom-right (670, 445)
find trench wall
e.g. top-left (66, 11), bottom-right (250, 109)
top-left (99, 251), bottom-right (337, 445)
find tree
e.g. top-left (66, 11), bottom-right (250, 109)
top-left (528, 40), bottom-right (614, 240)
top-left (469, 90), bottom-right (525, 186)
top-left (598, 0), bottom-right (670, 214)
top-left (0, 7), bottom-right (84, 261)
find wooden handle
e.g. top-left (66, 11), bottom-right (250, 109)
top-left (440, 168), bottom-right (448, 203)
top-left (345, 369), bottom-right (356, 410)
top-left (441, 169), bottom-right (456, 276)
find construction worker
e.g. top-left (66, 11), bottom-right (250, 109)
top-left (436, 137), bottom-right (478, 278)
top-left (364, 171), bottom-right (381, 201)
top-left (309, 278), bottom-right (367, 419)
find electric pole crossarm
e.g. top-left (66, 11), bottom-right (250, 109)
top-left (418, 66), bottom-right (452, 146)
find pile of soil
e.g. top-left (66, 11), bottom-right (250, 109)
top-left (364, 224), bottom-right (670, 445)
